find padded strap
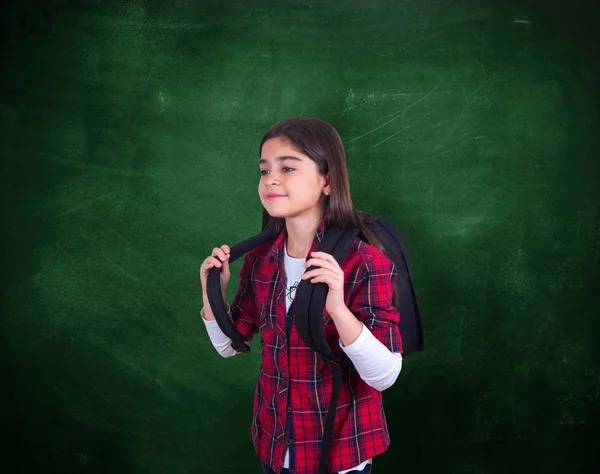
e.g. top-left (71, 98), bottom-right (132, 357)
top-left (206, 229), bottom-right (275, 353)
top-left (309, 228), bottom-right (359, 361)
top-left (294, 227), bottom-right (345, 354)
top-left (294, 227), bottom-right (358, 474)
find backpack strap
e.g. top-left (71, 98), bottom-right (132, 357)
top-left (308, 228), bottom-right (358, 361)
top-left (206, 229), bottom-right (275, 353)
top-left (295, 227), bottom-right (345, 356)
top-left (294, 226), bottom-right (358, 474)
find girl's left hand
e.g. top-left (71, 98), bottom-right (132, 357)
top-left (301, 251), bottom-right (346, 316)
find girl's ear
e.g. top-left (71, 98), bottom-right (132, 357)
top-left (322, 176), bottom-right (331, 196)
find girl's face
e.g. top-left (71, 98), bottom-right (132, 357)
top-left (258, 137), bottom-right (330, 219)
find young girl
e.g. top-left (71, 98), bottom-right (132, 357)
top-left (199, 117), bottom-right (403, 474)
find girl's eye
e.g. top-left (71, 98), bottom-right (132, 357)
top-left (260, 167), bottom-right (294, 175)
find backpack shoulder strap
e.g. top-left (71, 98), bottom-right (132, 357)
top-left (294, 227), bottom-right (345, 356)
top-left (307, 228), bottom-right (359, 360)
top-left (206, 229), bottom-right (276, 353)
top-left (294, 226), bottom-right (358, 474)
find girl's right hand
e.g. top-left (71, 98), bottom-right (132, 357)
top-left (200, 245), bottom-right (231, 297)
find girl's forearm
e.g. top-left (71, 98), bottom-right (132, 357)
top-left (201, 294), bottom-right (229, 321)
top-left (329, 305), bottom-right (363, 347)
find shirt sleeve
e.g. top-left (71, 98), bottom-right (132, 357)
top-left (201, 314), bottom-right (239, 358)
top-left (347, 252), bottom-right (403, 354)
top-left (339, 324), bottom-right (402, 391)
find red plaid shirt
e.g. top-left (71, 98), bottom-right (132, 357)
top-left (230, 217), bottom-right (403, 474)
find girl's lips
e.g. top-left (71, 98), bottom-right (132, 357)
top-left (267, 194), bottom-right (286, 199)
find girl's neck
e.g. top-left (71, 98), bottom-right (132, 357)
top-left (284, 214), bottom-right (323, 258)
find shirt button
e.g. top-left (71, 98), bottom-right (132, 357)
top-left (287, 406), bottom-right (292, 413)
top-left (288, 438), bottom-right (295, 444)
top-left (286, 315), bottom-right (293, 320)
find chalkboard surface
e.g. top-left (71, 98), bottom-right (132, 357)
top-left (2, 0), bottom-right (598, 472)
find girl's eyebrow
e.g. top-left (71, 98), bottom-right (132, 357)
top-left (259, 155), bottom-right (303, 165)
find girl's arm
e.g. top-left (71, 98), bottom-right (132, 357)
top-left (345, 253), bottom-right (403, 353)
top-left (332, 253), bottom-right (404, 390)
top-left (200, 252), bottom-right (260, 357)
top-left (338, 321), bottom-right (402, 391)
top-left (329, 304), bottom-right (402, 390)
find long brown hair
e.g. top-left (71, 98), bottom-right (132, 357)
top-left (259, 117), bottom-right (399, 307)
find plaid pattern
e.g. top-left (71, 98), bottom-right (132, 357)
top-left (229, 218), bottom-right (402, 474)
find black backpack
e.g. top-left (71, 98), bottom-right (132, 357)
top-left (206, 214), bottom-right (424, 474)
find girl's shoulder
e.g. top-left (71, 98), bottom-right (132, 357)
top-left (350, 235), bottom-right (391, 259)
top-left (244, 240), bottom-right (273, 263)
top-left (347, 236), bottom-right (395, 272)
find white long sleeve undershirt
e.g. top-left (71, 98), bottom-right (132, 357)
top-left (201, 313), bottom-right (402, 391)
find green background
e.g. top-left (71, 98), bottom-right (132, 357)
top-left (2, 0), bottom-right (598, 472)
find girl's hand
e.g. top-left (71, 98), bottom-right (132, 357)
top-left (301, 251), bottom-right (347, 316)
top-left (200, 245), bottom-right (231, 298)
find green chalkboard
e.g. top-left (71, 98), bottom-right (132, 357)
top-left (2, 0), bottom-right (598, 472)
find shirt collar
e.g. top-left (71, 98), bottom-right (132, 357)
top-left (267, 217), bottom-right (327, 264)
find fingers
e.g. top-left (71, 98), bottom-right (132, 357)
top-left (301, 269), bottom-right (342, 287)
top-left (201, 245), bottom-right (231, 274)
top-left (302, 252), bottom-right (342, 281)
top-left (215, 246), bottom-right (230, 259)
top-left (208, 246), bottom-right (230, 268)
top-left (301, 268), bottom-right (334, 278)
top-left (303, 254), bottom-right (339, 272)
